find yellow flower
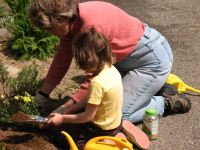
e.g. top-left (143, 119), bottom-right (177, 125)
top-left (14, 96), bottom-right (19, 100)
top-left (23, 96), bottom-right (31, 103)
top-left (0, 95), bottom-right (5, 99)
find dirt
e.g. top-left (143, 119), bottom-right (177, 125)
top-left (0, 130), bottom-right (57, 150)
top-left (11, 112), bottom-right (32, 122)
top-left (1, 0), bottom-right (200, 149)
top-left (0, 113), bottom-right (56, 150)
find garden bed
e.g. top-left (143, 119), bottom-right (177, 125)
top-left (0, 111), bottom-right (59, 150)
top-left (0, 50), bottom-right (84, 149)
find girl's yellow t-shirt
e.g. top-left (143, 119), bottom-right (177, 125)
top-left (87, 65), bottom-right (123, 130)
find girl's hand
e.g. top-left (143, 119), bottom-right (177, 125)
top-left (47, 113), bottom-right (64, 126)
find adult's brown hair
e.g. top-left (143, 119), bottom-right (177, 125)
top-left (28, 0), bottom-right (78, 29)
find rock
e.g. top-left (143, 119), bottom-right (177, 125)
top-left (5, 64), bottom-right (21, 78)
top-left (0, 28), bottom-right (10, 42)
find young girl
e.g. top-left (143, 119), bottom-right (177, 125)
top-left (47, 27), bottom-right (124, 149)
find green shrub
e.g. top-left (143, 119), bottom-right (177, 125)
top-left (0, 62), bottom-right (42, 122)
top-left (11, 34), bottom-right (59, 60)
top-left (3, 0), bottom-right (59, 60)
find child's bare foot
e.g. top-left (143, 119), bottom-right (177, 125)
top-left (115, 132), bottom-right (127, 139)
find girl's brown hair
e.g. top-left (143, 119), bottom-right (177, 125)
top-left (28, 0), bottom-right (78, 29)
top-left (73, 27), bottom-right (114, 72)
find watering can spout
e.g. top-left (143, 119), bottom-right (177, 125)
top-left (61, 131), bottom-right (79, 150)
top-left (166, 74), bottom-right (200, 94)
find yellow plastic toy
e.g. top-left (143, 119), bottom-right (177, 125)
top-left (61, 131), bottom-right (133, 150)
top-left (166, 74), bottom-right (200, 94)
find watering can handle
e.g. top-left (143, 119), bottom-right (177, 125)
top-left (85, 136), bottom-right (133, 150)
top-left (61, 131), bottom-right (133, 150)
top-left (61, 131), bottom-right (79, 150)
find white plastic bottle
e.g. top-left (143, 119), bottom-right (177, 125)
top-left (142, 108), bottom-right (159, 140)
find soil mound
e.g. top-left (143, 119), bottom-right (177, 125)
top-left (0, 130), bottom-right (57, 150)
top-left (11, 112), bottom-right (32, 123)
top-left (0, 112), bottom-right (58, 150)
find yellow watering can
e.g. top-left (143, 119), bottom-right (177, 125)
top-left (61, 131), bottom-right (133, 150)
top-left (166, 74), bottom-right (200, 94)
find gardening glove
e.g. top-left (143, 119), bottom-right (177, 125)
top-left (35, 90), bottom-right (49, 108)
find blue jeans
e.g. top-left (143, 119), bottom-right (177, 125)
top-left (114, 24), bottom-right (173, 123)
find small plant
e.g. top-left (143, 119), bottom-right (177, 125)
top-left (0, 63), bottom-right (43, 97)
top-left (0, 95), bottom-right (10, 122)
top-left (13, 91), bottom-right (39, 114)
top-left (0, 4), bottom-right (14, 31)
top-left (0, 91), bottom-right (39, 122)
top-left (0, 143), bottom-right (6, 150)
top-left (0, 62), bottom-right (42, 122)
top-left (0, 4), bottom-right (7, 17)
top-left (10, 65), bottom-right (44, 96)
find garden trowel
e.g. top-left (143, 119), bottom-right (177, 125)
top-left (26, 115), bottom-right (48, 124)
top-left (11, 112), bottom-right (49, 125)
